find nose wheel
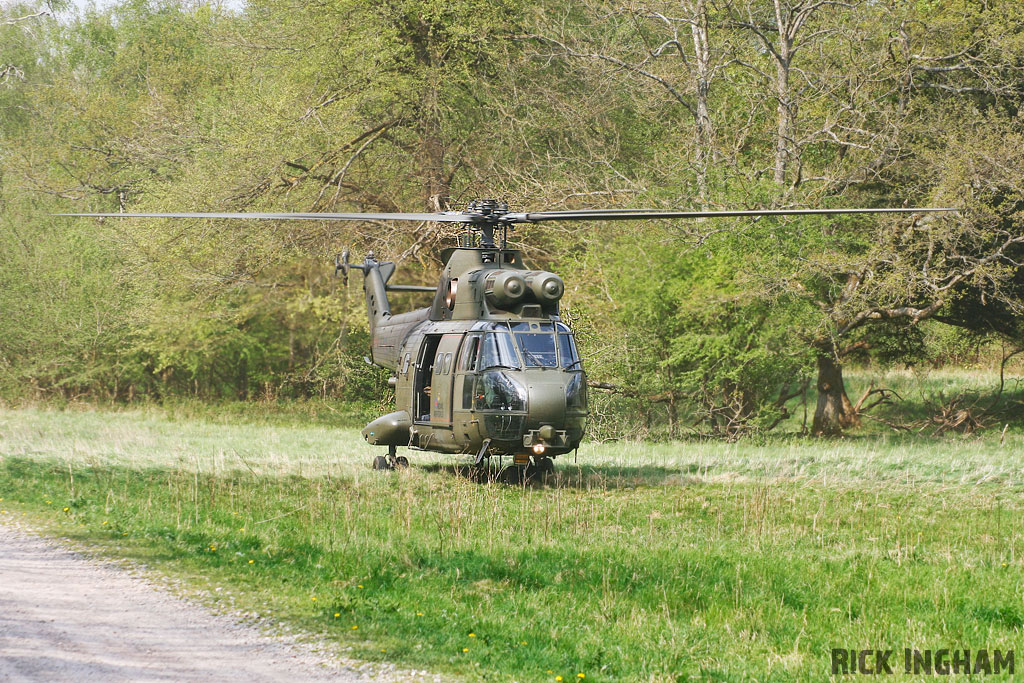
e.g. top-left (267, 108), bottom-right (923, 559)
top-left (502, 455), bottom-right (555, 484)
top-left (533, 456), bottom-right (554, 475)
top-left (372, 445), bottom-right (409, 470)
top-left (526, 455), bottom-right (554, 479)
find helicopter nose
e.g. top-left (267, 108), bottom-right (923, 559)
top-left (527, 382), bottom-right (566, 432)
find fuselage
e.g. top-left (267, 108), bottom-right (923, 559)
top-left (359, 246), bottom-right (588, 458)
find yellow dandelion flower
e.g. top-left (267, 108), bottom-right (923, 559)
top-left (357, 584), bottom-right (364, 589)
top-left (468, 633), bottom-right (476, 638)
top-left (521, 641), bottom-right (527, 645)
top-left (63, 507), bottom-right (69, 512)
top-left (210, 546), bottom-right (216, 552)
top-left (248, 560), bottom-right (254, 564)
top-left (102, 521), bottom-right (108, 525)
top-left (334, 613), bottom-right (340, 618)
top-left (578, 675), bottom-right (585, 679)
top-left (381, 649), bottom-right (386, 653)
top-left (556, 677), bottom-right (563, 682)
top-left (311, 597), bottom-right (317, 601)
top-left (416, 612), bottom-right (424, 617)
top-left (45, 500), bottom-right (51, 505)
top-left (351, 625), bottom-right (358, 630)
top-left (462, 648), bottom-right (468, 653)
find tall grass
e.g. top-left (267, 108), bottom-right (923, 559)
top-left (0, 402), bottom-right (1022, 681)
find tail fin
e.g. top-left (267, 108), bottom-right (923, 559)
top-left (339, 251), bottom-right (394, 338)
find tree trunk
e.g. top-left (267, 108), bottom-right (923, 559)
top-left (667, 393), bottom-right (678, 439)
top-left (773, 47), bottom-right (792, 185)
top-left (689, 0), bottom-right (714, 205)
top-left (812, 349), bottom-right (859, 436)
top-left (421, 116), bottom-right (448, 206)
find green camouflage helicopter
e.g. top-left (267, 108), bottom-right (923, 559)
top-left (62, 200), bottom-right (955, 475)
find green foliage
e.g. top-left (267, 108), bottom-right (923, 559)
top-left (1, 0), bottom-right (1023, 437)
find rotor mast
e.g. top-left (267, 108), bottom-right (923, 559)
top-left (462, 198), bottom-right (511, 249)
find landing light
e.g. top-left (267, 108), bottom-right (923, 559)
top-left (532, 443), bottom-right (546, 455)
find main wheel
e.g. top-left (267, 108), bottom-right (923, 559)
top-left (372, 455), bottom-right (391, 470)
top-left (395, 456), bottom-right (410, 468)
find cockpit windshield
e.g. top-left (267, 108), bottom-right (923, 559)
top-left (474, 322), bottom-right (583, 371)
top-left (479, 332), bottom-right (521, 369)
top-left (516, 333), bottom-right (558, 367)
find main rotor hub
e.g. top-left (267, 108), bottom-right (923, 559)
top-left (465, 199), bottom-right (509, 220)
top-left (462, 199), bottom-right (513, 248)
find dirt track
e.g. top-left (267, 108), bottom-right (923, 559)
top-left (0, 521), bottom-right (394, 682)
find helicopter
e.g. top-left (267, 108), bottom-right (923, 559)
top-left (61, 199), bottom-right (956, 474)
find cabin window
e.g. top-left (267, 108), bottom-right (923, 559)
top-left (401, 353), bottom-right (411, 375)
top-left (434, 353), bottom-right (443, 374)
top-left (515, 333), bottom-right (558, 367)
top-left (479, 332), bottom-right (521, 370)
top-left (443, 353), bottom-right (453, 374)
top-left (462, 375), bottom-right (475, 409)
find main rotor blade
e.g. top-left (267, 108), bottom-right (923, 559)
top-left (55, 211), bottom-right (479, 223)
top-left (504, 207), bottom-right (959, 223)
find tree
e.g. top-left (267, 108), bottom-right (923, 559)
top-left (527, 0), bottom-right (745, 206)
top-left (750, 115), bottom-right (1024, 435)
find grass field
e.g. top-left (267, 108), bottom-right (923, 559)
top-left (1, 378), bottom-right (1022, 680)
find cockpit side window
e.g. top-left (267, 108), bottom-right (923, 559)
top-left (460, 335), bottom-right (480, 372)
top-left (558, 334), bottom-right (581, 369)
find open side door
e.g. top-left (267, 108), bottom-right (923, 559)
top-left (430, 333), bottom-right (462, 426)
top-left (414, 335), bottom-right (442, 423)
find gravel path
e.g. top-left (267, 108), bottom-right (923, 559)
top-left (0, 521), bottom-right (416, 682)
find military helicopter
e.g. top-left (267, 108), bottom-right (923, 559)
top-left (61, 200), bottom-right (956, 474)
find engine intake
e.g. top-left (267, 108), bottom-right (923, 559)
top-left (525, 271), bottom-right (564, 303)
top-left (484, 271), bottom-right (527, 308)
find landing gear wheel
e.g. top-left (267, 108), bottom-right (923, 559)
top-left (505, 465), bottom-right (525, 485)
top-left (372, 455), bottom-right (391, 471)
top-left (385, 444), bottom-right (400, 469)
top-left (395, 456), bottom-right (409, 468)
top-left (525, 456), bottom-right (554, 481)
